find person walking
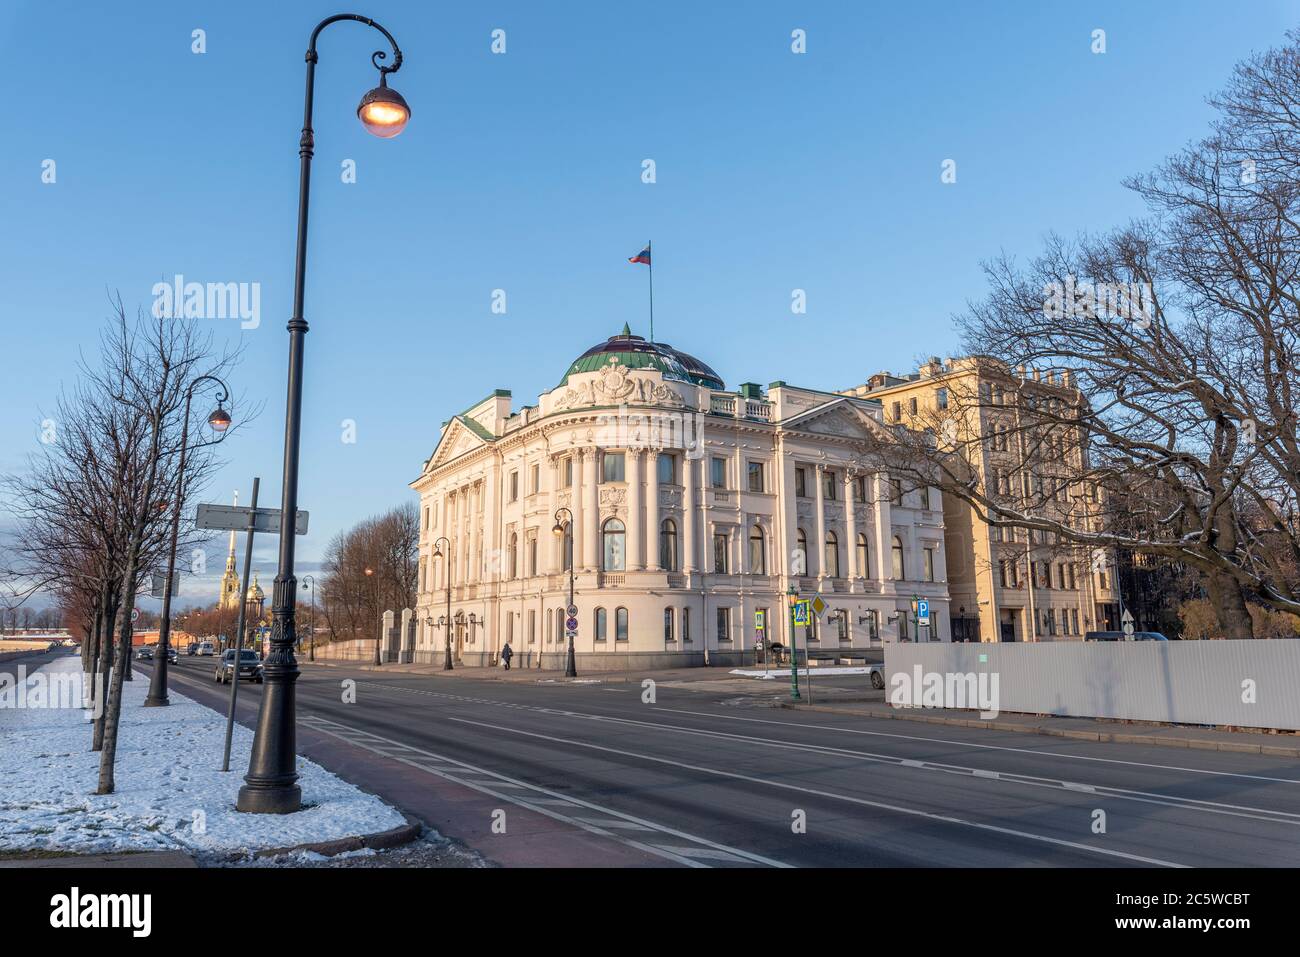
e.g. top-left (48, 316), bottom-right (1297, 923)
top-left (501, 640), bottom-right (513, 671)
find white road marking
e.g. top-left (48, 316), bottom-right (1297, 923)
top-left (429, 710), bottom-right (1190, 868)
top-left (297, 713), bottom-right (789, 869)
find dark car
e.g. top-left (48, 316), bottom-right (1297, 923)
top-left (186, 642), bottom-right (200, 656)
top-left (1084, 630), bottom-right (1172, 641)
top-left (214, 649), bottom-right (263, 684)
top-left (136, 645), bottom-right (155, 660)
top-left (161, 645), bottom-right (179, 664)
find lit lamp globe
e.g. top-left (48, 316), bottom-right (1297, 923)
top-left (208, 406), bottom-right (232, 432)
top-left (357, 80), bottom-right (410, 138)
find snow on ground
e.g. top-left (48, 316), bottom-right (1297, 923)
top-left (729, 665), bottom-right (882, 679)
top-left (0, 655), bottom-right (405, 858)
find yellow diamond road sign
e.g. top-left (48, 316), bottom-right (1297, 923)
top-left (811, 595), bottom-right (827, 618)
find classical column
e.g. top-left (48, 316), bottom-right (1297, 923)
top-left (682, 455), bottom-right (697, 573)
top-left (627, 449), bottom-right (644, 571)
top-left (572, 451), bottom-right (585, 572)
top-left (844, 470), bottom-right (858, 580)
top-left (584, 447), bottom-right (600, 571)
top-left (646, 452), bottom-right (661, 571)
top-left (874, 471), bottom-right (893, 581)
top-left (547, 457), bottom-right (561, 574)
top-left (781, 444), bottom-right (798, 581)
top-left (814, 464), bottom-right (827, 580)
top-left (467, 481), bottom-right (479, 583)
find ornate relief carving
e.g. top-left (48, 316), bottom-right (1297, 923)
top-left (551, 361), bottom-right (685, 412)
top-left (600, 487), bottom-right (627, 508)
top-left (658, 488), bottom-right (682, 508)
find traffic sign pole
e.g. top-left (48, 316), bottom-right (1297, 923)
top-left (788, 590), bottom-right (801, 701)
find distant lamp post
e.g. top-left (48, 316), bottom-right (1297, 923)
top-left (300, 576), bottom-right (316, 662)
top-left (145, 375), bottom-right (232, 708)
top-left (787, 584), bottom-right (801, 701)
top-left (238, 11), bottom-right (410, 816)
top-left (431, 537), bottom-right (452, 670)
top-left (365, 567), bottom-right (381, 666)
top-left (551, 508), bottom-right (576, 677)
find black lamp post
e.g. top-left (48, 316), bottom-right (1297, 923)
top-left (365, 566), bottom-right (382, 665)
top-left (431, 536), bottom-right (452, 670)
top-left (300, 575), bottom-right (316, 662)
top-left (551, 507), bottom-right (577, 677)
top-left (238, 13), bottom-right (409, 815)
top-left (145, 376), bottom-right (232, 707)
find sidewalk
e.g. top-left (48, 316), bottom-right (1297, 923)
top-left (784, 698), bottom-right (1300, 757)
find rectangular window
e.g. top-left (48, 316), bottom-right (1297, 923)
top-left (713, 533), bottom-right (729, 573)
top-left (711, 457), bottom-right (726, 489)
top-left (716, 607), bottom-right (730, 643)
top-left (823, 469), bottom-right (837, 500)
top-left (595, 608), bottom-right (607, 642)
top-left (563, 457), bottom-right (573, 488)
top-left (854, 476), bottom-right (866, 502)
top-left (527, 535), bottom-right (537, 577)
top-left (509, 470), bottom-right (519, 502)
top-left (795, 467), bottom-right (808, 498)
top-left (603, 452), bottom-right (625, 483)
top-left (528, 609), bottom-right (536, 644)
top-left (657, 453), bottom-right (675, 484)
top-left (891, 401), bottom-right (902, 422)
top-left (615, 608), bottom-right (628, 642)
top-left (747, 461), bottom-right (764, 492)
top-left (936, 388), bottom-right (948, 410)
top-left (923, 548), bottom-right (935, 582)
top-left (664, 608), bottom-right (675, 642)
top-left (890, 479), bottom-right (903, 506)
top-left (530, 463), bottom-right (539, 494)
top-left (683, 607), bottom-right (692, 642)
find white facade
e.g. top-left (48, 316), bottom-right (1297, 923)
top-left (410, 330), bottom-right (951, 670)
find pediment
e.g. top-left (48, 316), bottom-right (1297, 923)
top-left (785, 398), bottom-right (881, 440)
top-left (424, 417), bottom-right (491, 473)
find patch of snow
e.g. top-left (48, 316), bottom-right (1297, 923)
top-left (0, 656), bottom-right (405, 857)
top-left (729, 665), bottom-right (882, 678)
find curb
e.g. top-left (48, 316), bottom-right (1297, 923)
top-left (782, 702), bottom-right (1300, 758)
top-left (252, 813), bottom-right (423, 859)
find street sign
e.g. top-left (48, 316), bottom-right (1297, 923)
top-left (566, 604), bottom-right (578, 617)
top-left (130, 608), bottom-right (140, 623)
top-left (149, 573), bottom-right (178, 599)
top-left (792, 600), bottom-right (810, 626)
top-left (754, 610), bottom-right (766, 631)
top-left (917, 598), bottom-right (930, 626)
top-left (1122, 609), bottom-right (1134, 638)
top-left (195, 503), bottom-right (309, 535)
top-left (811, 595), bottom-right (827, 618)
top-left (565, 617), bottom-right (578, 632)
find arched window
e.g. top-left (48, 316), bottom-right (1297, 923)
top-left (892, 535), bottom-right (905, 580)
top-left (796, 528), bottom-right (808, 575)
top-left (824, 531), bottom-right (840, 577)
top-left (856, 533), bottom-right (870, 579)
top-left (615, 607), bottom-right (629, 641)
top-left (594, 607), bottom-right (607, 641)
top-left (602, 519), bottom-right (626, 571)
top-left (508, 532), bottom-right (518, 579)
top-left (664, 607), bottom-right (675, 642)
top-left (749, 525), bottom-right (766, 575)
top-left (659, 518), bottom-right (678, 571)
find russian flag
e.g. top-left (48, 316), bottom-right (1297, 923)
top-left (628, 245), bottom-right (651, 265)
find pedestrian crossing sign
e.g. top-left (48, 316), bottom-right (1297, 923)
top-left (792, 600), bottom-right (811, 626)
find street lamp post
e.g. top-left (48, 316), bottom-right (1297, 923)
top-left (238, 13), bottom-right (410, 815)
top-left (431, 537), bottom-right (452, 670)
top-left (145, 376), bottom-right (232, 708)
top-left (787, 584), bottom-right (801, 701)
top-left (365, 567), bottom-right (381, 665)
top-left (551, 508), bottom-right (576, 677)
top-left (300, 575), bottom-right (315, 662)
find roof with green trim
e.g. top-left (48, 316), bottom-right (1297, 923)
top-left (559, 325), bottom-right (724, 390)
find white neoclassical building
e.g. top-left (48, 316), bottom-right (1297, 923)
top-left (410, 326), bottom-right (951, 670)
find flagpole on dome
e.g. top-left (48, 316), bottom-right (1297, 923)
top-left (648, 239), bottom-right (654, 343)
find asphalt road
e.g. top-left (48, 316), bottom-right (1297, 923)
top-left (81, 654), bottom-right (1300, 867)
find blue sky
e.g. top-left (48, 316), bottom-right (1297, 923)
top-left (3, 0), bottom-right (1298, 609)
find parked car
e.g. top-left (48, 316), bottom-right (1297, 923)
top-left (1084, 630), bottom-right (1173, 641)
top-left (197, 641), bottom-right (215, 656)
top-left (186, 641), bottom-right (200, 656)
top-left (214, 649), bottom-right (263, 684)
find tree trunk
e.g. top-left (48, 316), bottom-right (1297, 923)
top-left (96, 602), bottom-right (132, 794)
top-left (1207, 573), bottom-right (1254, 639)
top-left (92, 595), bottom-right (117, 752)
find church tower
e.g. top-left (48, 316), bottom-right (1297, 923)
top-left (219, 490), bottom-right (242, 610)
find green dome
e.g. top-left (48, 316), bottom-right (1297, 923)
top-left (560, 327), bottom-right (724, 390)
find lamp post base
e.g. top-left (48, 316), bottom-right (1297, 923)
top-left (142, 696), bottom-right (169, 707)
top-left (236, 783), bottom-right (302, 814)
